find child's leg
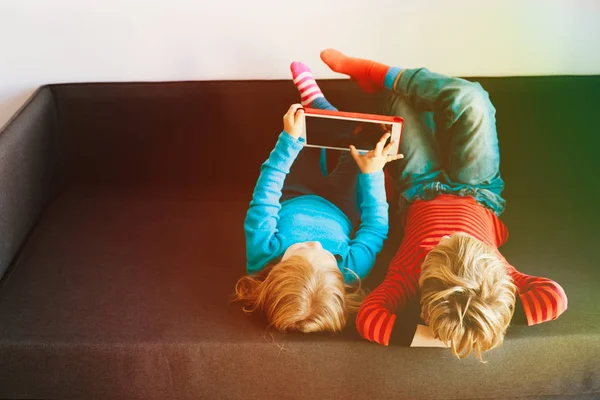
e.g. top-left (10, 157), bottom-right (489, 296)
top-left (320, 49), bottom-right (393, 94)
top-left (320, 49), bottom-right (447, 194)
top-left (290, 62), bottom-right (361, 222)
top-left (291, 62), bottom-right (330, 107)
top-left (383, 94), bottom-right (444, 198)
top-left (322, 50), bottom-right (505, 213)
top-left (390, 68), bottom-right (503, 193)
top-left (321, 50), bottom-right (502, 189)
top-left (282, 63), bottom-right (337, 203)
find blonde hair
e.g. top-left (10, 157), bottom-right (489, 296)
top-left (233, 256), bottom-right (364, 333)
top-left (419, 233), bottom-right (516, 361)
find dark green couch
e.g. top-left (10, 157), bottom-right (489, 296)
top-left (0, 77), bottom-right (599, 399)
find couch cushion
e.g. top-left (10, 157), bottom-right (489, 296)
top-left (0, 184), bottom-right (598, 400)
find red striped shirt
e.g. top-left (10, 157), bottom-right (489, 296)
top-left (357, 194), bottom-right (568, 346)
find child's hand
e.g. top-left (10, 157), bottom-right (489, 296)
top-left (350, 132), bottom-right (404, 174)
top-left (283, 104), bottom-right (305, 139)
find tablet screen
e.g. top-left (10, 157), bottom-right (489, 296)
top-left (301, 109), bottom-right (402, 155)
top-left (305, 116), bottom-right (390, 150)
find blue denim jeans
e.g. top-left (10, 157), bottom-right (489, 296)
top-left (383, 68), bottom-right (506, 215)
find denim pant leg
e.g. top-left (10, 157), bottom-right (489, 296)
top-left (391, 68), bottom-right (506, 215)
top-left (383, 93), bottom-right (445, 214)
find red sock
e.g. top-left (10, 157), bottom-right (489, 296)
top-left (320, 49), bottom-right (389, 93)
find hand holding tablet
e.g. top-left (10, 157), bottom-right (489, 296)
top-left (283, 104), bottom-right (306, 139)
top-left (349, 132), bottom-right (404, 174)
top-left (299, 108), bottom-right (404, 156)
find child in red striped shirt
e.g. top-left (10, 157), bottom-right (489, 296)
top-left (320, 49), bottom-right (568, 360)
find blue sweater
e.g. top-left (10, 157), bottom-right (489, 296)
top-left (244, 132), bottom-right (389, 283)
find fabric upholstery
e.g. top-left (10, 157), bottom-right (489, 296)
top-left (0, 77), bottom-right (599, 399)
top-left (0, 87), bottom-right (56, 281)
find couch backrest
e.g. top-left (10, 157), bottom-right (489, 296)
top-left (50, 80), bottom-right (391, 195)
top-left (49, 77), bottom-right (600, 197)
top-left (2, 76), bottom-right (600, 282)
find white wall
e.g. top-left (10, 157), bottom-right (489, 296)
top-left (1, 0), bottom-right (599, 127)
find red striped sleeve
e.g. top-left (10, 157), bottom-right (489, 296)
top-left (356, 272), bottom-right (415, 345)
top-left (506, 266), bottom-right (568, 325)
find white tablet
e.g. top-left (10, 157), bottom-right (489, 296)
top-left (300, 108), bottom-right (403, 155)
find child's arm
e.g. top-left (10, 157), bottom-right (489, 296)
top-left (356, 262), bottom-right (420, 345)
top-left (343, 171), bottom-right (388, 279)
top-left (244, 131), bottom-right (304, 274)
top-left (244, 105), bottom-right (306, 274)
top-left (505, 264), bottom-right (568, 325)
top-left (342, 133), bottom-right (402, 280)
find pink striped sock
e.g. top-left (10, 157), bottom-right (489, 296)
top-left (290, 62), bottom-right (324, 107)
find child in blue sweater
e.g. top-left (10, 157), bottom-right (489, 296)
top-left (235, 62), bottom-right (402, 333)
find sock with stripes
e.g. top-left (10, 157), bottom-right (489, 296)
top-left (290, 62), bottom-right (334, 108)
top-left (320, 48), bottom-right (402, 93)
